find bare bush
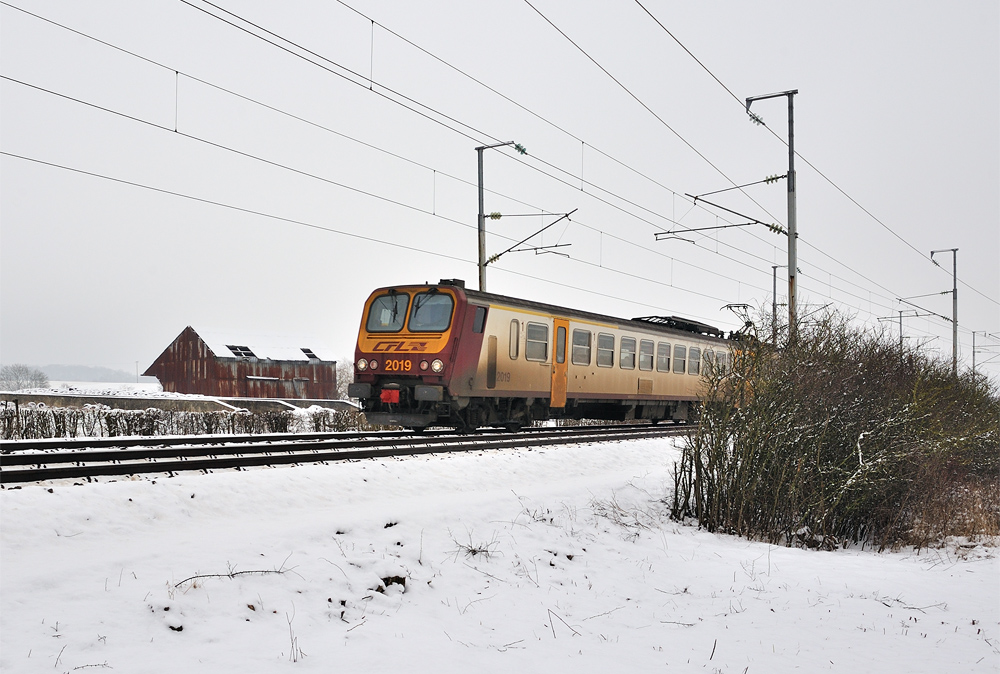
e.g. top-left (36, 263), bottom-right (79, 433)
top-left (0, 404), bottom-right (375, 440)
top-left (336, 360), bottom-right (354, 400)
top-left (0, 364), bottom-right (49, 391)
top-left (671, 310), bottom-right (999, 550)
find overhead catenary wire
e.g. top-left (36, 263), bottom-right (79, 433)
top-left (332, 0), bottom-right (963, 320)
top-left (1, 72), bottom-right (770, 306)
top-left (1, 3), bottom-right (989, 362)
top-left (517, 0), bottom-right (971, 320)
top-left (634, 0), bottom-right (998, 308)
top-left (176, 0), bottom-right (923, 323)
top-left (0, 150), bottom-right (733, 321)
top-left (11, 0), bottom-right (911, 326)
top-left (0, 1), bottom-right (947, 338)
top-left (517, 0), bottom-right (996, 351)
top-left (0, 3), bottom-right (786, 298)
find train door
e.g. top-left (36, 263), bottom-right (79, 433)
top-left (551, 319), bottom-right (568, 408)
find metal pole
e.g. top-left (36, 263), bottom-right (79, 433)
top-left (477, 146), bottom-right (486, 292)
top-left (931, 248), bottom-right (958, 376)
top-left (786, 93), bottom-right (798, 343)
top-left (898, 310), bottom-right (903, 354)
top-left (747, 89), bottom-right (798, 342)
top-left (772, 265), bottom-right (778, 345)
top-left (952, 250), bottom-right (958, 377)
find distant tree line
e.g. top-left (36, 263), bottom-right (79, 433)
top-left (0, 364), bottom-right (49, 391)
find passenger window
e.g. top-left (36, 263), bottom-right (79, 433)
top-left (556, 326), bottom-right (566, 364)
top-left (525, 322), bottom-right (548, 362)
top-left (620, 337), bottom-right (636, 370)
top-left (656, 342), bottom-right (671, 372)
top-left (639, 340), bottom-right (654, 371)
top-left (689, 347), bottom-right (701, 375)
top-left (673, 344), bottom-right (686, 374)
top-left (572, 330), bottom-right (592, 366)
top-left (509, 320), bottom-right (519, 360)
top-left (472, 306), bottom-right (488, 333)
top-left (717, 351), bottom-right (728, 373)
top-left (597, 333), bottom-right (614, 367)
top-left (703, 349), bottom-right (715, 374)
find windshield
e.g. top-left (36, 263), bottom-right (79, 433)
top-left (408, 292), bottom-right (454, 332)
top-left (365, 293), bottom-right (409, 332)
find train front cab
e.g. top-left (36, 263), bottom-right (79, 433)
top-left (348, 283), bottom-right (477, 429)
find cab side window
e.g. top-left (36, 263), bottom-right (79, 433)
top-left (472, 306), bottom-right (487, 333)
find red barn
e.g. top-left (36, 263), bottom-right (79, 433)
top-left (143, 326), bottom-right (337, 399)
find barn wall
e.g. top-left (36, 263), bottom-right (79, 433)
top-left (144, 327), bottom-right (337, 399)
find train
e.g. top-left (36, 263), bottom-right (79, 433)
top-left (348, 279), bottom-right (736, 431)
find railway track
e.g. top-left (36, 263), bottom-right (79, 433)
top-left (0, 424), bottom-right (688, 484)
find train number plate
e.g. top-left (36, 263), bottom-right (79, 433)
top-left (384, 359), bottom-right (412, 372)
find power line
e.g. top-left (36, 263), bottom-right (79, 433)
top-left (3, 2), bottom-right (991, 347)
top-left (3, 72), bottom-right (770, 306)
top-left (1, 0), bottom-right (782, 305)
top-left (178, 0), bottom-right (492, 146)
top-left (519, 0), bottom-right (950, 320)
top-left (180, 1), bottom-right (767, 250)
top-left (340, 0), bottom-right (996, 315)
top-left (103, 3), bottom-right (793, 290)
top-left (164, 0), bottom-right (913, 316)
top-left (1, 74), bottom-right (484, 234)
top-left (0, 150), bottom-right (473, 263)
top-left (0, 16), bottom-right (766, 317)
top-left (174, 2), bottom-right (771, 261)
top-left (634, 0), bottom-right (998, 308)
top-left (1, 150), bottom-right (735, 323)
top-left (521, 0), bottom-right (784, 228)
top-left (321, 1), bottom-right (915, 320)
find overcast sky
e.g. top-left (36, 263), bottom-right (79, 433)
top-left (2, 0), bottom-right (998, 380)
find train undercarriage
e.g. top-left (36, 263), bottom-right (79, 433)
top-left (349, 380), bottom-right (690, 432)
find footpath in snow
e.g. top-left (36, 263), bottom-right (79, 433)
top-left (1, 438), bottom-right (997, 673)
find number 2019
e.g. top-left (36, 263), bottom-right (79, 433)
top-left (385, 359), bottom-right (412, 372)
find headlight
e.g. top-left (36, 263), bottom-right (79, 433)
top-left (431, 359), bottom-right (444, 373)
top-left (356, 358), bottom-right (368, 371)
top-left (370, 360), bottom-right (379, 370)
top-left (419, 360), bottom-right (429, 371)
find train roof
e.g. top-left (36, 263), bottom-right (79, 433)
top-left (426, 279), bottom-right (730, 341)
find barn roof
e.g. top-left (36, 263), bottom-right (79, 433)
top-left (193, 327), bottom-right (337, 362)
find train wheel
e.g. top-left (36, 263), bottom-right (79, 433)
top-left (503, 422), bottom-right (523, 433)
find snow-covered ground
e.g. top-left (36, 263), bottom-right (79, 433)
top-left (28, 381), bottom-right (170, 397)
top-left (1, 438), bottom-right (997, 673)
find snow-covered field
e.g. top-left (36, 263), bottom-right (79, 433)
top-left (45, 382), bottom-right (165, 395)
top-left (1, 438), bottom-right (997, 673)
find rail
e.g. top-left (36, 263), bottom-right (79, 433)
top-left (0, 424), bottom-right (688, 484)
